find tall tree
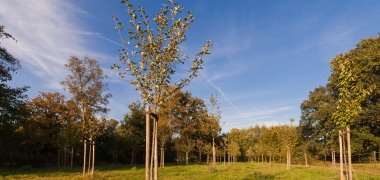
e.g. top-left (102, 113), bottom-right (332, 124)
top-left (0, 25), bottom-right (28, 164)
top-left (113, 0), bottom-right (212, 179)
top-left (61, 56), bottom-right (111, 176)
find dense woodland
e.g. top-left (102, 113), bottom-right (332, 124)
top-left (1, 3), bottom-right (380, 179)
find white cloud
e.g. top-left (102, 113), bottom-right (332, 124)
top-left (0, 0), bottom-right (118, 89)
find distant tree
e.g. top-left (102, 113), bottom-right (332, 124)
top-left (113, 0), bottom-right (212, 178)
top-left (174, 136), bottom-right (194, 165)
top-left (61, 56), bottom-right (111, 176)
top-left (228, 141), bottom-right (240, 162)
top-left (26, 92), bottom-right (68, 164)
top-left (120, 102), bottom-right (146, 165)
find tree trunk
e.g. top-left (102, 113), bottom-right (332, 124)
top-left (154, 119), bottom-right (158, 180)
top-left (343, 133), bottom-right (348, 179)
top-left (374, 151), bottom-right (377, 163)
top-left (262, 154), bottom-right (264, 164)
top-left (286, 146), bottom-right (290, 170)
top-left (304, 151), bottom-right (308, 166)
top-left (145, 106), bottom-right (150, 180)
top-left (339, 130), bottom-right (344, 180)
top-left (186, 151), bottom-right (189, 165)
top-left (212, 138), bottom-right (216, 170)
top-left (347, 128), bottom-right (352, 180)
top-left (87, 142), bottom-right (91, 173)
top-left (131, 150), bottom-right (135, 165)
top-left (207, 154), bottom-right (209, 163)
top-left (269, 154), bottom-right (272, 167)
top-left (199, 151), bottom-right (202, 162)
top-left (150, 122), bottom-right (155, 180)
top-left (223, 150), bottom-right (226, 166)
top-left (91, 142), bottom-right (95, 176)
top-left (57, 149), bottom-right (60, 167)
top-left (83, 140), bottom-right (86, 177)
top-left (64, 146), bottom-right (67, 168)
top-left (70, 147), bottom-right (73, 169)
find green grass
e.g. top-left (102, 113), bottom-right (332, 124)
top-left (1, 162), bottom-right (379, 179)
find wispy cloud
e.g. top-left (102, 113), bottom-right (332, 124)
top-left (0, 0), bottom-right (119, 90)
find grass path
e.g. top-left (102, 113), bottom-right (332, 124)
top-left (1, 162), bottom-right (379, 179)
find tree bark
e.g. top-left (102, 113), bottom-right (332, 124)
top-left (154, 119), bottom-right (158, 180)
top-left (87, 142), bottom-right (91, 173)
top-left (304, 151), bottom-right (308, 166)
top-left (65, 146), bottom-right (67, 168)
top-left (91, 142), bottom-right (95, 176)
top-left (70, 147), bottom-right (73, 169)
top-left (374, 151), bottom-right (377, 163)
top-left (223, 150), bottom-right (226, 166)
top-left (145, 106), bottom-right (150, 180)
top-left (83, 140), bottom-right (86, 177)
top-left (269, 154), bottom-right (272, 167)
top-left (212, 138), bottom-right (216, 170)
top-left (347, 128), bottom-right (352, 180)
top-left (186, 151), bottom-right (189, 165)
top-left (339, 130), bottom-right (344, 180)
top-left (58, 149), bottom-right (60, 167)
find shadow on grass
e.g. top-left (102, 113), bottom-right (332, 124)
top-left (0, 164), bottom-right (145, 177)
top-left (243, 171), bottom-right (275, 180)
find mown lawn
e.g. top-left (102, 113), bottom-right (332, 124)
top-left (1, 162), bottom-right (379, 179)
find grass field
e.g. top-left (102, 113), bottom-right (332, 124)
top-left (1, 162), bottom-right (379, 180)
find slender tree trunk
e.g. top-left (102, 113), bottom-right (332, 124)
top-left (343, 133), bottom-right (348, 179)
top-left (207, 154), bottom-right (209, 163)
top-left (64, 146), bottom-right (67, 168)
top-left (91, 142), bottom-right (95, 176)
top-left (150, 121), bottom-right (155, 180)
top-left (71, 147), bottom-right (73, 169)
top-left (347, 128), bottom-right (352, 180)
top-left (186, 151), bottom-right (189, 165)
top-left (145, 106), bottom-right (150, 180)
top-left (131, 150), bottom-right (134, 165)
top-left (212, 138), bottom-right (216, 170)
top-left (262, 154), bottom-right (264, 164)
top-left (339, 130), bottom-right (344, 180)
top-left (83, 140), bottom-right (86, 177)
top-left (58, 149), bottom-right (60, 167)
top-left (223, 150), bottom-right (226, 166)
top-left (304, 151), bottom-right (308, 166)
top-left (287, 146), bottom-right (290, 170)
top-left (374, 151), bottom-right (377, 163)
top-left (154, 119), bottom-right (158, 180)
top-left (269, 154), bottom-right (272, 167)
top-left (87, 142), bottom-right (91, 173)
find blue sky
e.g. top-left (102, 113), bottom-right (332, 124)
top-left (1, 0), bottom-right (380, 132)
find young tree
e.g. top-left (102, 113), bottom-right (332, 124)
top-left (329, 35), bottom-right (380, 179)
top-left (61, 56), bottom-right (110, 177)
top-left (113, 1), bottom-right (212, 179)
top-left (208, 94), bottom-right (221, 170)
